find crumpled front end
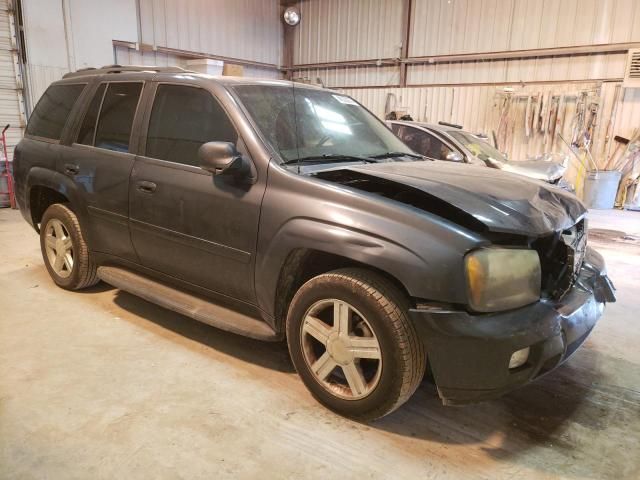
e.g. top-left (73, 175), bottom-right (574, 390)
top-left (409, 247), bottom-right (615, 405)
top-left (501, 158), bottom-right (567, 183)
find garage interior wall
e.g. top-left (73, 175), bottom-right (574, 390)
top-left (0, 0), bottom-right (26, 159)
top-left (290, 0), bottom-right (640, 191)
top-left (19, 0), bottom-right (282, 110)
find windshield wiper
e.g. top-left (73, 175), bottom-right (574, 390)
top-left (282, 154), bottom-right (375, 165)
top-left (368, 151), bottom-right (424, 160)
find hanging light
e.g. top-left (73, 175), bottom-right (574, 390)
top-left (283, 6), bottom-right (301, 26)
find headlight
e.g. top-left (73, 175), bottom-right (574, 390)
top-left (465, 248), bottom-right (541, 312)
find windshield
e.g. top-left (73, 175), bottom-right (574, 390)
top-left (233, 84), bottom-right (415, 163)
top-left (449, 131), bottom-right (507, 163)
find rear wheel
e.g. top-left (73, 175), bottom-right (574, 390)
top-left (40, 203), bottom-right (98, 290)
top-left (286, 268), bottom-right (425, 421)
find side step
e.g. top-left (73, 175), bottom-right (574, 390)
top-left (97, 266), bottom-right (278, 341)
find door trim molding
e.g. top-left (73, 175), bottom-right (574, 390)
top-left (129, 218), bottom-right (251, 264)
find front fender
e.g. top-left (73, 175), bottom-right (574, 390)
top-left (256, 217), bottom-right (440, 319)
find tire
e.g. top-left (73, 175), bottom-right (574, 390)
top-left (286, 268), bottom-right (426, 421)
top-left (40, 203), bottom-right (99, 290)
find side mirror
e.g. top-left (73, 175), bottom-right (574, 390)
top-left (484, 157), bottom-right (503, 168)
top-left (198, 142), bottom-right (246, 177)
top-left (445, 151), bottom-right (464, 162)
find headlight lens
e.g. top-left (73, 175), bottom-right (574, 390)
top-left (465, 248), bottom-right (541, 312)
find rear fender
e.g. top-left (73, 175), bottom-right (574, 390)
top-left (26, 167), bottom-right (89, 234)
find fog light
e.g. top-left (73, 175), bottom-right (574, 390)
top-left (509, 347), bottom-right (530, 369)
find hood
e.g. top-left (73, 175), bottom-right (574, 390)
top-left (322, 161), bottom-right (585, 237)
top-left (500, 159), bottom-right (566, 182)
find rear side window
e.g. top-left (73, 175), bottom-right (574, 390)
top-left (77, 84), bottom-right (107, 145)
top-left (27, 84), bottom-right (85, 140)
top-left (145, 84), bottom-right (237, 166)
top-left (94, 83), bottom-right (143, 152)
top-left (397, 126), bottom-right (454, 160)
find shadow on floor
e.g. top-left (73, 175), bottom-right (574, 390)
top-left (112, 290), bottom-right (294, 374)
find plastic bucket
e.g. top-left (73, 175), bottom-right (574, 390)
top-left (0, 161), bottom-right (12, 208)
top-left (582, 171), bottom-right (622, 209)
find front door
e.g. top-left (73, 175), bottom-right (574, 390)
top-left (129, 83), bottom-right (265, 304)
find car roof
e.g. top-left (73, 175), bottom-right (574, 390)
top-left (57, 65), bottom-right (325, 90)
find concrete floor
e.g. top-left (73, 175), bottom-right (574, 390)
top-left (1, 208), bottom-right (639, 479)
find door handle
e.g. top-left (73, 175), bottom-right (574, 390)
top-left (64, 164), bottom-right (79, 175)
top-left (136, 180), bottom-right (157, 193)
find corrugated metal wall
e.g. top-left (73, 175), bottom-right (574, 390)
top-left (291, 0), bottom-right (640, 189)
top-left (293, 0), bottom-right (403, 64)
top-left (22, 0), bottom-right (283, 110)
top-left (410, 0), bottom-right (640, 56)
top-left (0, 0), bottom-right (25, 159)
top-left (292, 0), bottom-right (640, 87)
top-left (138, 0), bottom-right (281, 66)
top-left (22, 0), bottom-right (140, 108)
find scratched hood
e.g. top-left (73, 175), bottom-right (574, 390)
top-left (343, 161), bottom-right (585, 236)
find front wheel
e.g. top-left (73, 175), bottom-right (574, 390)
top-left (286, 268), bottom-right (426, 421)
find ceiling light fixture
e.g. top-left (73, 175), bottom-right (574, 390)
top-left (283, 6), bottom-right (301, 26)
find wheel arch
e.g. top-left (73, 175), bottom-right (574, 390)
top-left (256, 218), bottom-right (427, 333)
top-left (271, 248), bottom-right (414, 334)
top-left (26, 167), bottom-right (88, 233)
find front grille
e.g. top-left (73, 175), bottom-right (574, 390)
top-left (533, 219), bottom-right (586, 300)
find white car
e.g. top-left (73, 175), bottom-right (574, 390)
top-left (388, 120), bottom-right (573, 190)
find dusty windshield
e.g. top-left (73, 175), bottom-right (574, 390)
top-left (450, 131), bottom-right (507, 163)
top-left (233, 84), bottom-right (416, 163)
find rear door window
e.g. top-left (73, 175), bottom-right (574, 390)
top-left (26, 84), bottom-right (86, 140)
top-left (77, 83), bottom-right (107, 145)
top-left (145, 84), bottom-right (237, 166)
top-left (93, 83), bottom-right (143, 152)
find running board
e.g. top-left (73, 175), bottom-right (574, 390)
top-left (97, 266), bottom-right (278, 341)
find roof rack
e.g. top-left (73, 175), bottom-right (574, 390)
top-left (62, 64), bottom-right (193, 79)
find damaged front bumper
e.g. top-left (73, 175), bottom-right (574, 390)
top-left (410, 247), bottom-right (615, 405)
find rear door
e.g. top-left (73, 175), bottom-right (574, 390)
top-left (128, 82), bottom-right (266, 303)
top-left (64, 81), bottom-right (144, 262)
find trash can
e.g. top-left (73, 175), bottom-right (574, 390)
top-left (582, 171), bottom-right (622, 209)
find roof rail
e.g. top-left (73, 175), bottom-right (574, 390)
top-left (62, 64), bottom-right (193, 79)
top-left (438, 121), bottom-right (463, 129)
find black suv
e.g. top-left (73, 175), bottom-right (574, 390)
top-left (13, 65), bottom-right (615, 420)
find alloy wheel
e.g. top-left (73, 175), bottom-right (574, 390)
top-left (300, 299), bottom-right (382, 400)
top-left (44, 219), bottom-right (74, 278)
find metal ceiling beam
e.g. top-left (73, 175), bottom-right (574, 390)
top-left (284, 41), bottom-right (640, 73)
top-left (404, 42), bottom-right (640, 65)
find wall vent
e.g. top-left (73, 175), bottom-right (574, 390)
top-left (623, 49), bottom-right (640, 88)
